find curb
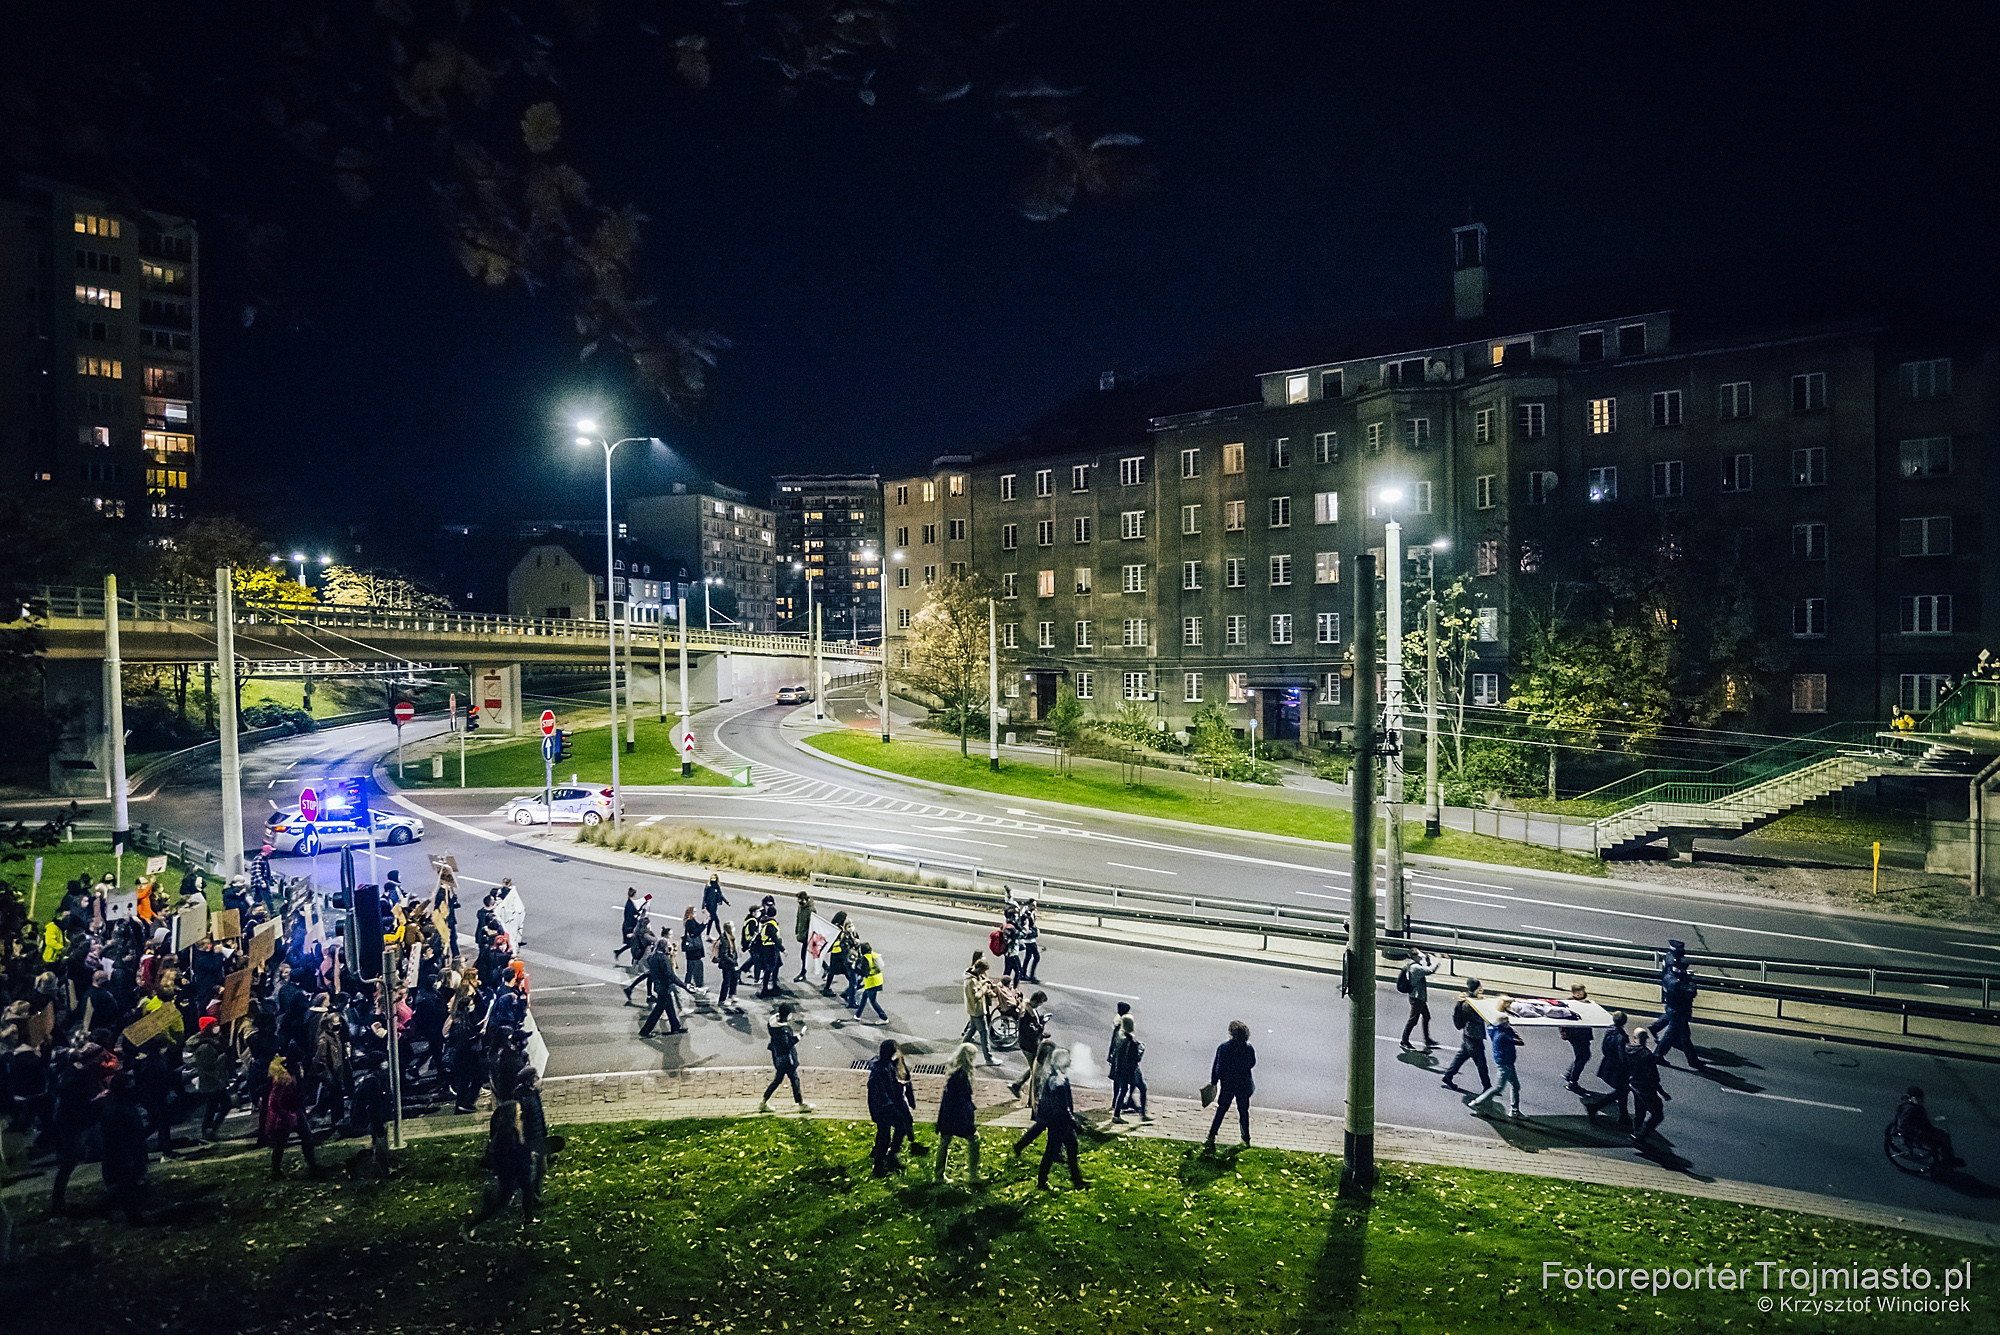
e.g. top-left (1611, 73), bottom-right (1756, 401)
top-left (790, 732), bottom-right (2000, 938)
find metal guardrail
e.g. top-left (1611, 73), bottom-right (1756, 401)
top-left (64, 819), bottom-right (228, 876)
top-left (28, 584), bottom-right (879, 662)
top-left (1576, 721), bottom-right (1932, 813)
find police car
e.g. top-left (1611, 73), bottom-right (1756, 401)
top-left (265, 806), bottom-right (424, 857)
top-left (504, 785), bottom-right (622, 826)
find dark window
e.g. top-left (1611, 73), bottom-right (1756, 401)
top-left (1617, 324), bottom-right (1646, 356)
top-left (1577, 330), bottom-right (1604, 362)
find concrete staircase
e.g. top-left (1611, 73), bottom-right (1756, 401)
top-left (1591, 749), bottom-right (1924, 855)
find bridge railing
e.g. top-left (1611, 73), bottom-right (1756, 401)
top-left (32, 584), bottom-right (878, 660)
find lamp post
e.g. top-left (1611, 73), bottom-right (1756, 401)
top-left (793, 561), bottom-right (820, 719)
top-left (575, 419), bottom-right (658, 835)
top-left (875, 549), bottom-right (896, 743)
top-left (1425, 537), bottom-right (1450, 839)
top-left (704, 576), bottom-right (720, 633)
top-left (1378, 484), bottom-right (1407, 943)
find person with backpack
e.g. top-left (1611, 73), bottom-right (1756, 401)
top-left (1033, 1047), bottom-right (1087, 1191)
top-left (1440, 979), bottom-right (1491, 1096)
top-left (933, 1042), bottom-right (982, 1186)
top-left (758, 1002), bottom-right (813, 1113)
top-left (460, 1096), bottom-right (536, 1238)
top-left (960, 955), bottom-right (995, 1064)
top-left (853, 942), bottom-right (887, 1022)
top-left (1109, 1013), bottom-right (1149, 1123)
top-left (1008, 991), bottom-right (1050, 1097)
top-left (1017, 899), bottom-right (1042, 982)
top-left (1397, 950), bottom-right (1439, 1050)
top-left (866, 1038), bottom-right (916, 1176)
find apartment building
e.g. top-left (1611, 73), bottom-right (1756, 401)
top-left (885, 228), bottom-right (1995, 738)
top-left (625, 484), bottom-right (778, 632)
top-left (0, 173), bottom-right (200, 522)
top-left (772, 474), bottom-right (883, 644)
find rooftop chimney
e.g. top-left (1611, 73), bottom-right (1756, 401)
top-left (1452, 222), bottom-right (1488, 321)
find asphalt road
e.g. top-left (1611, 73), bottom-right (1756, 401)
top-left (11, 701), bottom-right (1998, 1222)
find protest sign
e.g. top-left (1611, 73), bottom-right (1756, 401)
top-left (122, 1004), bottom-right (176, 1048)
top-left (1468, 995), bottom-right (1615, 1029)
top-left (217, 968), bottom-right (252, 1023)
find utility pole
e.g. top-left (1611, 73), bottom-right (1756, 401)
top-left (103, 574), bottom-right (130, 860)
top-left (624, 619), bottom-right (636, 752)
top-left (879, 554), bottom-right (893, 744)
top-left (1340, 553), bottom-right (1379, 1200)
top-left (988, 598), bottom-right (1000, 771)
top-left (657, 627), bottom-right (667, 723)
top-left (813, 604), bottom-right (825, 722)
top-left (677, 596), bottom-right (691, 760)
top-left (1425, 599), bottom-right (1442, 838)
top-left (216, 567), bottom-right (245, 878)
top-left (1383, 514), bottom-right (1406, 941)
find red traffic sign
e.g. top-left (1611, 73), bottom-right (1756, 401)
top-left (299, 786), bottom-right (318, 821)
top-left (540, 709), bottom-right (557, 737)
top-left (683, 732), bottom-right (695, 754)
top-left (393, 701), bottom-right (415, 725)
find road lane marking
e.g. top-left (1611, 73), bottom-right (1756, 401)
top-left (1717, 1087), bottom-right (1862, 1113)
top-left (1949, 942), bottom-right (2000, 953)
top-left (1520, 925), bottom-right (1632, 943)
top-left (535, 983), bottom-right (607, 994)
top-left (1038, 981), bottom-right (1140, 1001)
top-left (1106, 862), bottom-right (1176, 876)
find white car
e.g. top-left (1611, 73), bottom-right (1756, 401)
top-left (775, 684), bottom-right (813, 704)
top-left (504, 785), bottom-right (623, 826)
top-left (265, 807), bottom-right (424, 857)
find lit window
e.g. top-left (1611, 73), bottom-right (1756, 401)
top-left (76, 356), bottom-right (123, 378)
top-left (1588, 398), bottom-right (1617, 434)
top-left (922, 481), bottom-right (937, 502)
top-left (949, 475), bottom-right (965, 496)
top-left (74, 284), bottom-right (121, 308)
top-left (1228, 672), bottom-right (1249, 703)
top-left (1285, 373), bottom-right (1309, 404)
top-left (74, 212), bottom-right (121, 238)
top-left (1587, 466), bottom-right (1617, 502)
top-left (1313, 491), bottom-right (1338, 524)
top-left (1476, 607), bottom-right (1499, 642)
top-left (1037, 570), bottom-right (1055, 598)
top-left (1222, 443), bottom-right (1244, 475)
top-left (1075, 568), bottom-right (1093, 595)
top-left (1314, 552), bottom-right (1339, 584)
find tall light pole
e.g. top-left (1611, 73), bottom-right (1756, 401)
top-left (1341, 552), bottom-right (1380, 1199)
top-left (1379, 486), bottom-right (1406, 942)
top-left (1425, 537), bottom-right (1449, 839)
top-left (576, 420), bottom-right (658, 835)
top-left (875, 549), bottom-right (896, 743)
top-left (793, 560), bottom-right (821, 719)
top-left (704, 576), bottom-right (720, 633)
top-left (988, 597), bottom-right (1000, 771)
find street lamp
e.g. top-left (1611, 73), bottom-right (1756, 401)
top-left (793, 560), bottom-right (822, 720)
top-left (1375, 484), bottom-right (1408, 938)
top-left (1424, 536), bottom-right (1450, 837)
top-left (575, 419), bottom-right (661, 835)
top-left (871, 548), bottom-right (896, 743)
top-left (703, 576), bottom-right (722, 633)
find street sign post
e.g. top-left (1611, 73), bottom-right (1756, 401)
top-left (682, 729), bottom-right (694, 778)
top-left (540, 709), bottom-right (557, 737)
top-left (300, 786), bottom-right (319, 822)
top-left (543, 731), bottom-right (558, 825)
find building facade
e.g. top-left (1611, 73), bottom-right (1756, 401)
top-left (624, 485), bottom-right (778, 632)
top-left (885, 231), bottom-right (1995, 740)
top-left (505, 529), bottom-right (685, 624)
top-left (772, 474), bottom-right (884, 644)
top-left (0, 174), bottom-right (200, 523)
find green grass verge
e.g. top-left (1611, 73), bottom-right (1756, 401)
top-left (3, 1119), bottom-right (1987, 1334)
top-left (0, 839), bottom-right (203, 922)
top-left (810, 731), bottom-right (1606, 877)
top-left (397, 712), bottom-right (735, 789)
top-left (1755, 807), bottom-right (1926, 849)
top-left (580, 822), bottom-right (949, 889)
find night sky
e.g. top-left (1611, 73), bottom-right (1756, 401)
top-left (182, 1), bottom-right (1992, 538)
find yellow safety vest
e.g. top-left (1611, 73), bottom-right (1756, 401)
top-left (43, 919), bottom-right (67, 963)
top-left (861, 952), bottom-right (883, 990)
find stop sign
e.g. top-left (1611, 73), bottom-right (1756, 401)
top-left (541, 709), bottom-right (557, 737)
top-left (299, 786), bottom-right (318, 821)
top-left (393, 700), bottom-right (415, 725)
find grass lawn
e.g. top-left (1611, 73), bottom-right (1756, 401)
top-left (810, 731), bottom-right (1605, 877)
top-left (398, 713), bottom-right (735, 790)
top-left (0, 839), bottom-right (202, 922)
top-left (3, 1118), bottom-right (1986, 1334)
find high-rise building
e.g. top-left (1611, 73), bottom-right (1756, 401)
top-left (772, 474), bottom-right (883, 645)
top-left (625, 484), bottom-right (778, 632)
top-left (0, 174), bottom-right (200, 522)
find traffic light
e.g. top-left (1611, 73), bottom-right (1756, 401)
top-left (352, 882), bottom-right (384, 980)
top-left (557, 728), bottom-right (574, 759)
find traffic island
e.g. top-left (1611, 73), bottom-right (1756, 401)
top-left (396, 712), bottom-right (735, 789)
top-left (2, 1118), bottom-right (1988, 1334)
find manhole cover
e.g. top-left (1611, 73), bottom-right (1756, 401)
top-left (1812, 1049), bottom-right (1860, 1068)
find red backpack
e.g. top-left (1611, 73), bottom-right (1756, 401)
top-left (988, 926), bottom-right (1008, 957)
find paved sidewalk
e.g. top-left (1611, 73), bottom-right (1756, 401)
top-left (13, 1067), bottom-right (1989, 1249)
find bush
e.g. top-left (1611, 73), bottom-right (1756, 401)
top-left (1443, 739), bottom-right (1540, 806)
top-left (579, 823), bottom-right (950, 888)
top-left (1313, 751), bottom-right (1355, 783)
top-left (240, 703), bottom-right (315, 734)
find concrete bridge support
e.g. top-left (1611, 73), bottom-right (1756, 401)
top-left (45, 658), bottom-right (109, 797)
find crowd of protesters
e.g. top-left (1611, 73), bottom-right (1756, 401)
top-left (0, 847), bottom-right (546, 1220)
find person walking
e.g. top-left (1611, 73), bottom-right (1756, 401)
top-left (636, 938), bottom-right (690, 1038)
top-left (1109, 1013), bottom-right (1149, 1123)
top-left (1558, 983), bottom-right (1595, 1093)
top-left (1440, 979), bottom-right (1491, 1095)
top-left (793, 890), bottom-right (815, 981)
top-left (96, 1075), bottom-right (151, 1223)
top-left (1008, 991), bottom-right (1051, 1097)
top-left (1033, 1047), bottom-right (1087, 1191)
top-left (261, 1054), bottom-right (321, 1178)
top-left (1587, 1011), bottom-right (1633, 1127)
top-left (998, 903), bottom-right (1023, 987)
top-left (853, 942), bottom-right (887, 1022)
top-left (713, 921), bottom-right (742, 1010)
top-left (758, 1002), bottom-right (814, 1113)
top-left (680, 907), bottom-right (708, 990)
top-left (756, 909), bottom-right (785, 999)
top-left (1469, 1013), bottom-right (1524, 1119)
top-left (188, 1023), bottom-right (235, 1143)
top-left (961, 955), bottom-right (995, 1064)
top-left (613, 888), bottom-right (645, 960)
top-left (1017, 898), bottom-right (1042, 982)
top-left (1648, 940), bottom-right (1707, 1071)
top-left (460, 1096), bottom-right (536, 1238)
top-left (1627, 1030), bottom-right (1670, 1146)
top-left (1204, 1020), bottom-right (1257, 1151)
top-left (866, 1039), bottom-right (916, 1176)
top-left (1398, 949), bottom-right (1439, 1049)
top-left (701, 872), bottom-right (729, 930)
top-left (933, 1042), bottom-right (982, 1186)
top-left (820, 912), bottom-right (851, 996)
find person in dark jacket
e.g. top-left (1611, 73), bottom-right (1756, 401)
top-left (680, 907), bottom-right (708, 990)
top-left (1558, 983), bottom-right (1596, 1093)
top-left (933, 1042), bottom-right (982, 1185)
top-left (352, 1058), bottom-right (397, 1179)
top-left (757, 1003), bottom-right (813, 1113)
top-left (1586, 1011), bottom-right (1633, 1126)
top-left (261, 1054), bottom-right (320, 1179)
top-left (866, 1039), bottom-right (916, 1176)
top-left (1440, 980), bottom-right (1491, 1095)
top-left (1109, 1013), bottom-right (1149, 1123)
top-left (613, 889), bottom-right (646, 959)
top-left (96, 1075), bottom-right (151, 1222)
top-left (636, 939), bottom-right (690, 1038)
top-left (1398, 950), bottom-right (1439, 1049)
top-left (460, 1097), bottom-right (536, 1238)
top-left (701, 873), bottom-right (729, 930)
top-left (1627, 1030), bottom-right (1670, 1145)
top-left (1033, 1047), bottom-right (1086, 1190)
top-left (1204, 1020), bottom-right (1257, 1150)
top-left (1009, 992), bottom-right (1050, 1098)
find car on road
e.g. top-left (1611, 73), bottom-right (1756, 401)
top-left (504, 785), bottom-right (623, 826)
top-left (775, 684), bottom-right (813, 704)
top-left (265, 807), bottom-right (424, 857)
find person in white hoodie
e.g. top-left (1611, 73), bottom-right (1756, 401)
top-left (494, 878), bottom-right (527, 950)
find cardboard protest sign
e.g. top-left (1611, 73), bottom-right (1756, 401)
top-left (429, 853), bottom-right (459, 876)
top-left (105, 891), bottom-right (140, 922)
top-left (217, 968), bottom-right (252, 1024)
top-left (145, 855), bottom-right (168, 875)
top-left (26, 1003), bottom-right (53, 1046)
top-left (122, 1004), bottom-right (177, 1048)
top-left (173, 899), bottom-right (209, 952)
top-left (1469, 995), bottom-right (1616, 1029)
top-left (212, 908), bottom-right (241, 941)
top-left (247, 921), bottom-right (279, 970)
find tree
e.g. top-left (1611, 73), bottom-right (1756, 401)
top-left (1399, 574), bottom-right (1485, 775)
top-left (1189, 701), bottom-right (1241, 795)
top-left (1506, 586), bottom-right (1670, 795)
top-left (322, 566), bottom-right (453, 611)
top-left (151, 517), bottom-right (269, 595)
top-left (1043, 680), bottom-right (1084, 774)
top-left (902, 573), bottom-right (1007, 757)
top-left (230, 568), bottom-right (317, 607)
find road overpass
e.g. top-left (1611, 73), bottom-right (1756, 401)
top-left (24, 583), bottom-right (878, 795)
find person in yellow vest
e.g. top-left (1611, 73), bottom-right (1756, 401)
top-left (42, 916), bottom-right (68, 963)
top-left (853, 942), bottom-right (887, 1022)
